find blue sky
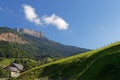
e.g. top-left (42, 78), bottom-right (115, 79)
top-left (0, 0), bottom-right (120, 49)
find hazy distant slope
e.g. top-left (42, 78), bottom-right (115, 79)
top-left (17, 42), bottom-right (120, 80)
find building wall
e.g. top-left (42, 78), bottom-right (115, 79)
top-left (11, 72), bottom-right (20, 78)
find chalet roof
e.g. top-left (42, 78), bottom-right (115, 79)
top-left (12, 63), bottom-right (23, 71)
top-left (9, 67), bottom-right (20, 73)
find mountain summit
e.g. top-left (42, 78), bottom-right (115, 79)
top-left (16, 28), bottom-right (45, 38)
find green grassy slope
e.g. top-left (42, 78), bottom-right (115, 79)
top-left (17, 42), bottom-right (120, 80)
top-left (0, 58), bottom-right (40, 70)
top-left (0, 58), bottom-right (13, 66)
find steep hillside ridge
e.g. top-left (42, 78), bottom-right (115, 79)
top-left (17, 42), bottom-right (120, 80)
top-left (0, 32), bottom-right (28, 44)
top-left (15, 28), bottom-right (89, 57)
top-left (0, 27), bottom-right (89, 60)
top-left (0, 27), bottom-right (61, 59)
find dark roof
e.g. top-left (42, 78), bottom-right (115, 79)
top-left (12, 63), bottom-right (23, 71)
top-left (9, 67), bottom-right (20, 73)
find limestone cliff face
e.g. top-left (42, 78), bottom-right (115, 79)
top-left (0, 32), bottom-right (28, 44)
top-left (16, 28), bottom-right (45, 38)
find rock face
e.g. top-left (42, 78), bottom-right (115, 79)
top-left (0, 32), bottom-right (28, 44)
top-left (16, 28), bottom-right (45, 38)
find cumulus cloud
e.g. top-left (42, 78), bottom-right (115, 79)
top-left (22, 4), bottom-right (69, 30)
top-left (22, 4), bottom-right (41, 25)
top-left (43, 14), bottom-right (69, 30)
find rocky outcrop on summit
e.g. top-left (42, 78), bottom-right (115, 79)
top-left (0, 32), bottom-right (28, 44)
top-left (16, 28), bottom-right (45, 38)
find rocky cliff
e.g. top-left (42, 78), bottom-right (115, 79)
top-left (16, 28), bottom-right (45, 38)
top-left (0, 32), bottom-right (28, 44)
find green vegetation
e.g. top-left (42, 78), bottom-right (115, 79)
top-left (0, 58), bottom-right (13, 66)
top-left (13, 58), bottom-right (40, 70)
top-left (0, 41), bottom-right (30, 58)
top-left (0, 58), bottom-right (42, 79)
top-left (0, 58), bottom-right (42, 71)
top-left (17, 42), bottom-right (120, 80)
top-left (0, 27), bottom-right (88, 61)
top-left (0, 67), bottom-right (9, 78)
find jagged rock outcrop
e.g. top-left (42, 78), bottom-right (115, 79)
top-left (16, 28), bottom-right (45, 38)
top-left (0, 32), bottom-right (28, 44)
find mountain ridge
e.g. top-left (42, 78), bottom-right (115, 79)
top-left (15, 28), bottom-right (45, 38)
top-left (0, 27), bottom-right (89, 60)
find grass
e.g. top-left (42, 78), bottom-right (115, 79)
top-left (0, 58), bottom-right (37, 67)
top-left (17, 41), bottom-right (120, 80)
top-left (0, 58), bottom-right (13, 66)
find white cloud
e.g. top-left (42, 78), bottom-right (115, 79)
top-left (43, 14), bottom-right (69, 30)
top-left (22, 4), bottom-right (69, 30)
top-left (22, 4), bottom-right (41, 25)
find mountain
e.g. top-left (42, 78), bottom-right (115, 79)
top-left (16, 28), bottom-right (45, 38)
top-left (0, 27), bottom-right (89, 60)
top-left (17, 41), bottom-right (120, 80)
top-left (15, 28), bottom-right (89, 57)
top-left (0, 32), bottom-right (28, 44)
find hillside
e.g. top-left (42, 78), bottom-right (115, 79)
top-left (16, 28), bottom-right (89, 57)
top-left (0, 32), bottom-right (28, 44)
top-left (0, 58), bottom-right (39, 70)
top-left (17, 41), bottom-right (120, 80)
top-left (0, 27), bottom-right (88, 60)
